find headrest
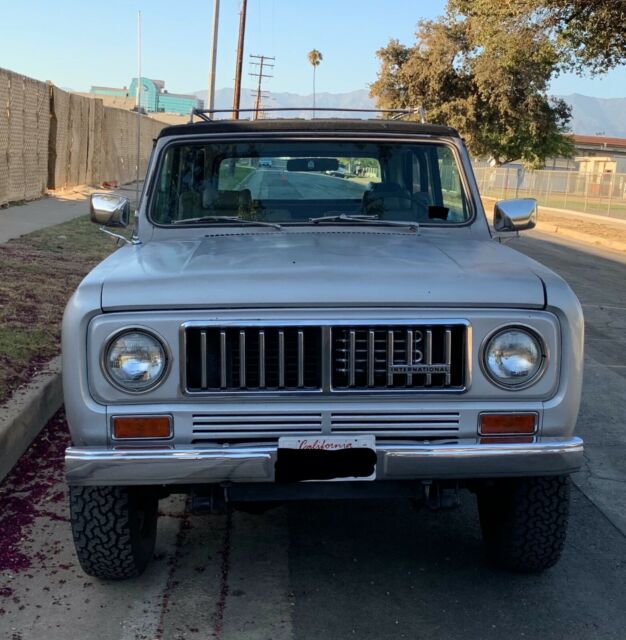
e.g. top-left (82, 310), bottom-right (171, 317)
top-left (367, 182), bottom-right (405, 195)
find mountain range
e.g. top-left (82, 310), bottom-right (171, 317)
top-left (194, 88), bottom-right (375, 119)
top-left (195, 88), bottom-right (626, 137)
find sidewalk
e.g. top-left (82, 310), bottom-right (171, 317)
top-left (0, 182), bottom-right (142, 244)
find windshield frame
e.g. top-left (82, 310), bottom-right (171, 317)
top-left (146, 133), bottom-right (477, 229)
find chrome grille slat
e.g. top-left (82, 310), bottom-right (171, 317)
top-left (200, 330), bottom-right (208, 390)
top-left (425, 329), bottom-right (433, 386)
top-left (259, 330), bottom-right (266, 388)
top-left (444, 328), bottom-right (452, 386)
top-left (348, 330), bottom-right (356, 387)
top-left (297, 330), bottom-right (304, 388)
top-left (406, 329), bottom-right (414, 386)
top-left (387, 331), bottom-right (394, 386)
top-left (239, 330), bottom-right (246, 388)
top-left (367, 330), bottom-right (375, 387)
top-left (219, 330), bottom-right (227, 389)
top-left (278, 330), bottom-right (285, 388)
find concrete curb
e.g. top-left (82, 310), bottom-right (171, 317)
top-left (533, 220), bottom-right (626, 254)
top-left (0, 356), bottom-right (63, 483)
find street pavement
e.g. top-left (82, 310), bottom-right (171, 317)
top-left (1, 231), bottom-right (625, 640)
top-left (239, 168), bottom-right (367, 202)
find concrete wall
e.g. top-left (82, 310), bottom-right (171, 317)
top-left (0, 67), bottom-right (166, 207)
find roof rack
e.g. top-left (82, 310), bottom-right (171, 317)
top-left (188, 106), bottom-right (426, 124)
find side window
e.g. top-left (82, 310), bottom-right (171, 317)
top-left (437, 147), bottom-right (465, 221)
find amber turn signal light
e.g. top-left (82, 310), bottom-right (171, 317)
top-left (479, 413), bottom-right (537, 436)
top-left (112, 415), bottom-right (172, 439)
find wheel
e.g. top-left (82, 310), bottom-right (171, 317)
top-left (476, 475), bottom-right (570, 573)
top-left (69, 485), bottom-right (158, 580)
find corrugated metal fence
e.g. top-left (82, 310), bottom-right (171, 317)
top-left (473, 164), bottom-right (626, 221)
top-left (0, 67), bottom-right (165, 207)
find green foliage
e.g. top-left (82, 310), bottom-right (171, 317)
top-left (453, 0), bottom-right (626, 75)
top-left (371, 3), bottom-right (581, 167)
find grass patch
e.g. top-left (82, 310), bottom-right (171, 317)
top-left (219, 166), bottom-right (254, 190)
top-left (0, 216), bottom-right (120, 404)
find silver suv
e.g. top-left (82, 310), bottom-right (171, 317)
top-left (63, 115), bottom-right (584, 579)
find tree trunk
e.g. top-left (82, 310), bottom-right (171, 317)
top-left (313, 66), bottom-right (316, 117)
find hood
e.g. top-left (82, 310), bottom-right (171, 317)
top-left (100, 230), bottom-right (545, 310)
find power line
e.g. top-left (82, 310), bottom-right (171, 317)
top-left (249, 54), bottom-right (275, 119)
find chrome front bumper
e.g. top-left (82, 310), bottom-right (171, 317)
top-left (65, 437), bottom-right (584, 486)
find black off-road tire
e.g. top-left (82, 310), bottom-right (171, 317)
top-left (69, 485), bottom-right (158, 580)
top-left (477, 475), bottom-right (570, 573)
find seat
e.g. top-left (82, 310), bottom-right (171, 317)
top-left (178, 190), bottom-right (202, 218)
top-left (362, 182), bottom-right (414, 220)
top-left (201, 188), bottom-right (253, 216)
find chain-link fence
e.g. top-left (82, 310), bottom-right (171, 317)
top-left (473, 165), bottom-right (626, 221)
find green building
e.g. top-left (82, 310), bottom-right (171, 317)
top-left (90, 77), bottom-right (202, 115)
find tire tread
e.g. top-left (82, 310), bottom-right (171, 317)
top-left (69, 485), bottom-right (157, 580)
top-left (478, 475), bottom-right (570, 573)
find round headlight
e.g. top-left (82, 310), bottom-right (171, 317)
top-left (483, 328), bottom-right (545, 388)
top-left (104, 330), bottom-right (167, 392)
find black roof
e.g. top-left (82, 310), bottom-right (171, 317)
top-left (157, 118), bottom-right (459, 139)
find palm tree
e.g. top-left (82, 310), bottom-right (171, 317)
top-left (307, 49), bottom-right (323, 116)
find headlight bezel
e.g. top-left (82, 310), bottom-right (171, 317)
top-left (480, 324), bottom-right (548, 391)
top-left (101, 327), bottom-right (171, 394)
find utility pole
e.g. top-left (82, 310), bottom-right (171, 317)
top-left (207, 0), bottom-right (220, 111)
top-left (135, 10), bottom-right (142, 211)
top-left (249, 54), bottom-right (275, 119)
top-left (232, 0), bottom-right (248, 119)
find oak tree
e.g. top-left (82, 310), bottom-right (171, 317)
top-left (370, 1), bottom-right (626, 166)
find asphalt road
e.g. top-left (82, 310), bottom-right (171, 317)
top-left (1, 231), bottom-right (625, 640)
top-left (239, 168), bottom-right (367, 201)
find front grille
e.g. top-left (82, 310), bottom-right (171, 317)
top-left (330, 411), bottom-right (460, 434)
top-left (331, 325), bottom-right (465, 390)
top-left (184, 326), bottom-right (322, 392)
top-left (189, 410), bottom-right (459, 444)
top-left (191, 412), bottom-right (323, 443)
top-left (183, 323), bottom-right (466, 393)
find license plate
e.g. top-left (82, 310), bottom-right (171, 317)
top-left (276, 436), bottom-right (376, 482)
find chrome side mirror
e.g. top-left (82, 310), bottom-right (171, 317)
top-left (494, 198), bottom-right (537, 232)
top-left (90, 194), bottom-right (131, 228)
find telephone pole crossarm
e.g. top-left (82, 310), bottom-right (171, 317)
top-left (249, 54), bottom-right (275, 120)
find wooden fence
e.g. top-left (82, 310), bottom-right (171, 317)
top-left (0, 67), bottom-right (165, 207)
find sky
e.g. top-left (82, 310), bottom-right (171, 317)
top-left (1, 0), bottom-right (625, 98)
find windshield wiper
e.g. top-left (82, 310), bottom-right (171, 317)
top-left (172, 215), bottom-right (281, 229)
top-left (309, 213), bottom-right (419, 231)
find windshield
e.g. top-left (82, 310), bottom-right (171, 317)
top-left (151, 140), bottom-right (471, 225)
